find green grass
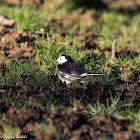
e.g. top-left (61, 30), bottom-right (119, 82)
top-left (89, 92), bottom-right (140, 133)
top-left (0, 59), bottom-right (47, 90)
top-left (0, 117), bottom-right (19, 138)
top-left (34, 119), bottom-right (56, 136)
top-left (34, 37), bottom-right (106, 74)
top-left (0, 4), bottom-right (49, 32)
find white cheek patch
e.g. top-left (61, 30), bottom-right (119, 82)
top-left (59, 56), bottom-right (68, 64)
top-left (61, 59), bottom-right (67, 63)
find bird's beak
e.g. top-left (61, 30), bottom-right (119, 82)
top-left (55, 59), bottom-right (58, 62)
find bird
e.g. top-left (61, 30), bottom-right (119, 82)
top-left (55, 55), bottom-right (105, 84)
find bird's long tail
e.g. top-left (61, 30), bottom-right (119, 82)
top-left (81, 72), bottom-right (105, 77)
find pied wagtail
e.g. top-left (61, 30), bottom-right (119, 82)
top-left (55, 55), bottom-right (105, 84)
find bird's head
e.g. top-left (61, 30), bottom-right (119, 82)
top-left (55, 55), bottom-right (73, 64)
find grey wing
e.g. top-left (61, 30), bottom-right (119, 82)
top-left (64, 72), bottom-right (82, 80)
top-left (57, 62), bottom-right (89, 81)
top-left (64, 63), bottom-right (88, 80)
top-left (56, 67), bottom-right (81, 81)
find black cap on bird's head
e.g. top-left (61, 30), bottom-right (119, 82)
top-left (61, 55), bottom-right (73, 62)
top-left (55, 55), bottom-right (73, 64)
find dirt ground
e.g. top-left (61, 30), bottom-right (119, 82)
top-left (0, 27), bottom-right (34, 63)
top-left (0, 59), bottom-right (140, 140)
top-left (0, 81), bottom-right (140, 140)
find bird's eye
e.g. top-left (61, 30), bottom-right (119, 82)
top-left (60, 58), bottom-right (61, 60)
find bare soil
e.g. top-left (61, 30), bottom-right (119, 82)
top-left (5, 0), bottom-right (44, 8)
top-left (0, 73), bottom-right (140, 139)
top-left (0, 27), bottom-right (34, 63)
